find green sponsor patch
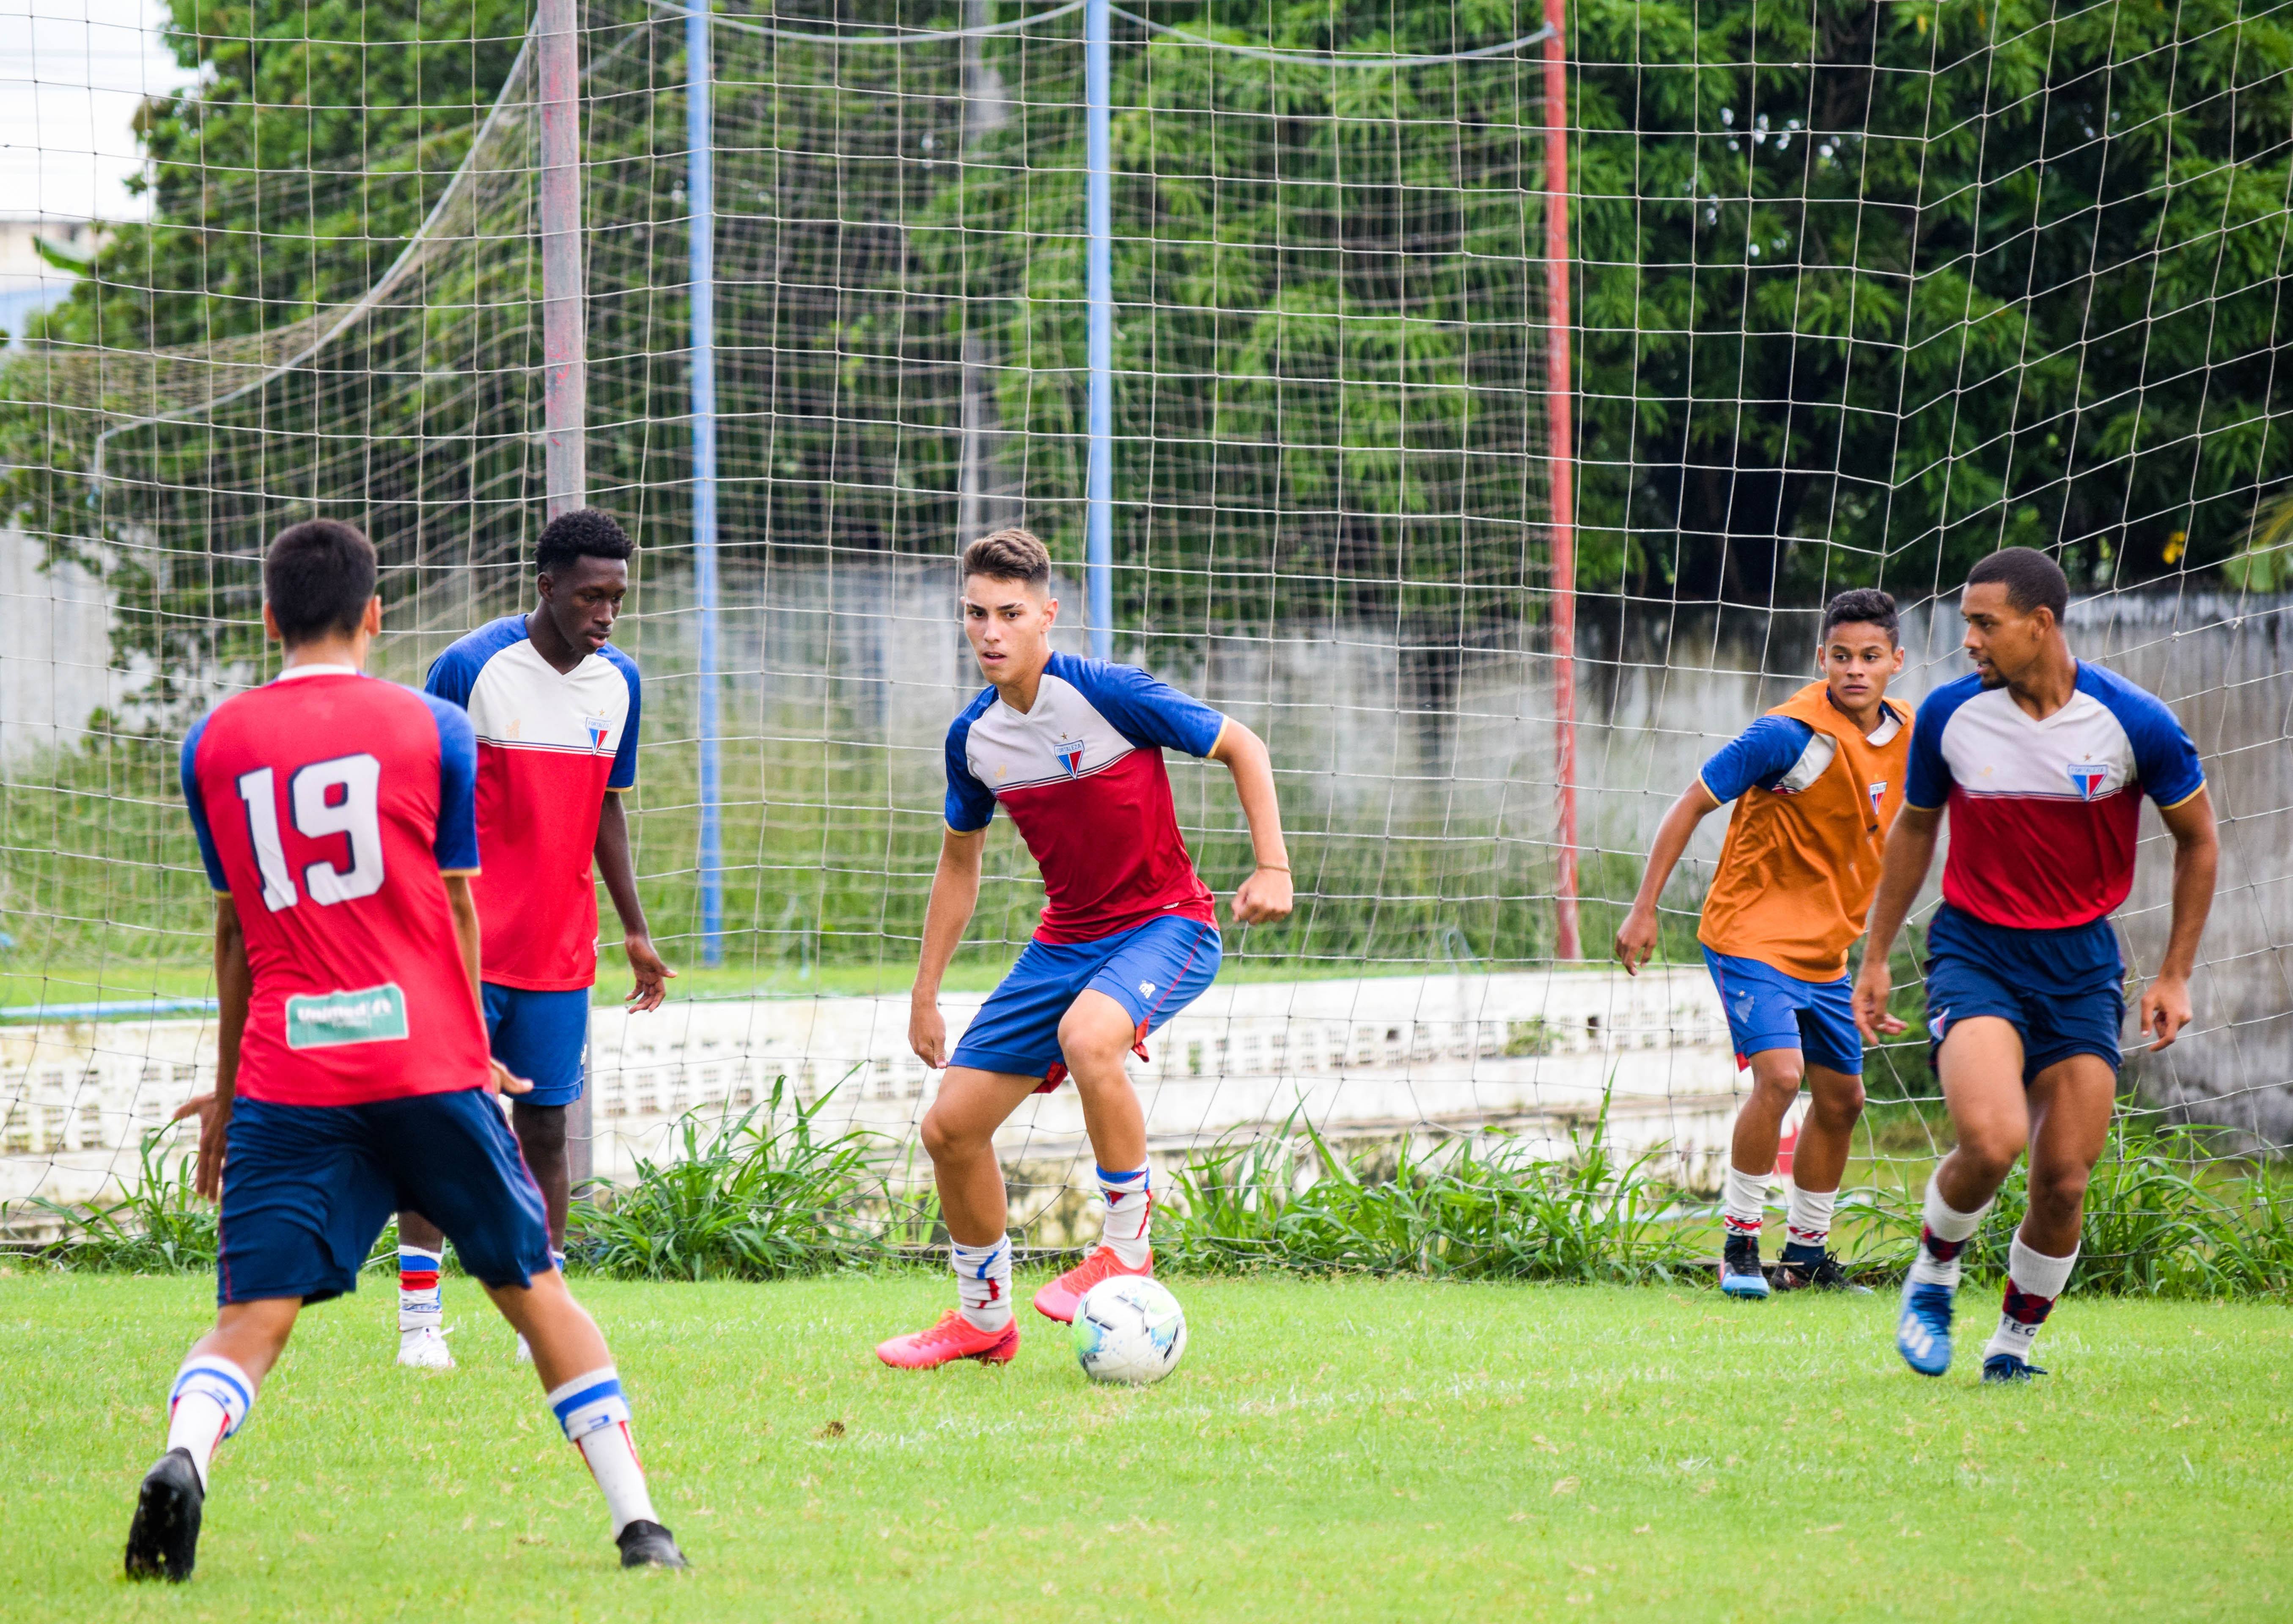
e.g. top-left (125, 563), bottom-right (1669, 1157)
top-left (286, 983), bottom-right (409, 1049)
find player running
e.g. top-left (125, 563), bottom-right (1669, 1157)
top-left (1616, 588), bottom-right (1914, 1298)
top-left (126, 521), bottom-right (685, 1582)
top-left (876, 529), bottom-right (1293, 1369)
top-left (1855, 547), bottom-right (2216, 1382)
top-left (393, 508), bottom-right (673, 1369)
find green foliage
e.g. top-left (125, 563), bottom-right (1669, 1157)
top-left (568, 1082), bottom-right (890, 1281)
top-left (1844, 1126), bottom-right (2293, 1298)
top-left (17, 1129), bottom-right (217, 1273)
top-left (1162, 1096), bottom-right (1699, 1282)
top-left (1571, 0), bottom-right (2293, 599)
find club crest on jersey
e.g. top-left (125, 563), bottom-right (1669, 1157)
top-left (1868, 780), bottom-right (1887, 814)
top-left (1053, 736), bottom-right (1087, 778)
top-left (2065, 762), bottom-right (2109, 800)
top-left (582, 713), bottom-right (612, 752)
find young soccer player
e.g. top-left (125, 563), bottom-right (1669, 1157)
top-left (395, 508), bottom-right (673, 1368)
top-left (1615, 588), bottom-right (1914, 1297)
top-left (1856, 548), bottom-right (2216, 1381)
top-left (876, 529), bottom-right (1293, 1369)
top-left (127, 521), bottom-right (684, 1582)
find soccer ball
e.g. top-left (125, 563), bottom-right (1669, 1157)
top-left (1071, 1276), bottom-right (1188, 1385)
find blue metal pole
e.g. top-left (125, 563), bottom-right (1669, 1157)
top-left (1084, 0), bottom-right (1113, 661)
top-left (689, 0), bottom-right (724, 966)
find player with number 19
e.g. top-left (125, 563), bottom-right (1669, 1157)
top-left (126, 521), bottom-right (684, 1582)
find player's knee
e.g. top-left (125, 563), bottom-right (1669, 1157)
top-left (919, 1103), bottom-right (980, 1164)
top-left (512, 1101), bottom-right (569, 1159)
top-left (2027, 1160), bottom-right (2091, 1217)
top-left (1952, 1127), bottom-right (2022, 1185)
top-left (1056, 1008), bottom-right (1133, 1074)
top-left (1809, 1075), bottom-right (1866, 1129)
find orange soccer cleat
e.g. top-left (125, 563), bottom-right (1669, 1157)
top-left (874, 1309), bottom-right (1020, 1370)
top-left (1030, 1246), bottom-right (1153, 1324)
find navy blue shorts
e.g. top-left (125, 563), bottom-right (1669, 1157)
top-left (951, 916), bottom-right (1222, 1084)
top-left (217, 1089), bottom-right (555, 1306)
top-left (482, 983), bottom-right (590, 1107)
top-left (1923, 903), bottom-right (2125, 1086)
top-left (1702, 947), bottom-right (1862, 1075)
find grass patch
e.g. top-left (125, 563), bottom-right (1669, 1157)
top-left (6, 1271), bottom-right (2293, 1621)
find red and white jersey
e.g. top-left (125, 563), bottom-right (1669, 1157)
top-left (1905, 662), bottom-right (2205, 930)
top-left (181, 667), bottom-right (491, 1107)
top-left (946, 652), bottom-right (1228, 944)
top-left (426, 616), bottom-right (642, 990)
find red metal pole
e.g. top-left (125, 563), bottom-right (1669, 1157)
top-left (1543, 0), bottom-right (1580, 960)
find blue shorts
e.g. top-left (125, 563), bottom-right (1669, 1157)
top-left (1924, 903), bottom-right (2125, 1085)
top-left (952, 916), bottom-right (1223, 1084)
top-left (483, 982), bottom-right (590, 1107)
top-left (1702, 947), bottom-right (1862, 1075)
top-left (217, 1090), bottom-right (555, 1306)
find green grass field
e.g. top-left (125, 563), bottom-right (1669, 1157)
top-left (8, 1271), bottom-right (2293, 1622)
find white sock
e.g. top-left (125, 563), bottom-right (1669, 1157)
top-left (1098, 1164), bottom-right (1152, 1267)
top-left (165, 1354), bottom-right (253, 1489)
top-left (1721, 1165), bottom-right (1767, 1239)
top-left (1985, 1235), bottom-right (2077, 1362)
top-left (1906, 1175), bottom-right (1991, 1288)
top-left (398, 1247), bottom-right (443, 1334)
top-left (952, 1236), bottom-right (1013, 1332)
top-left (548, 1367), bottom-right (657, 1536)
top-left (1783, 1184), bottom-right (1837, 1254)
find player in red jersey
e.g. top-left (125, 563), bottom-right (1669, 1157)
top-left (125, 522), bottom-right (685, 1581)
top-left (395, 508), bottom-right (672, 1368)
top-left (876, 529), bottom-right (1293, 1370)
top-left (1856, 549), bottom-right (2217, 1382)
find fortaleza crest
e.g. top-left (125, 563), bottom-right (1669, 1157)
top-left (1053, 736), bottom-right (1087, 778)
top-left (582, 713), bottom-right (612, 752)
top-left (2065, 762), bottom-right (2110, 800)
top-left (1867, 779), bottom-right (1887, 815)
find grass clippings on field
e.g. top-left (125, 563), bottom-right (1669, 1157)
top-left (5, 1272), bottom-right (2291, 1622)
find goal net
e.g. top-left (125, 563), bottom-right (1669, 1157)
top-left (2, 0), bottom-right (2288, 1263)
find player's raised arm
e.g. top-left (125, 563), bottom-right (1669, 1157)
top-left (1614, 778), bottom-right (1722, 974)
top-left (2140, 785), bottom-right (2218, 1050)
top-left (1207, 720), bottom-right (1291, 924)
top-left (910, 825), bottom-right (987, 1068)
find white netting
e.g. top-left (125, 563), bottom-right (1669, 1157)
top-left (2, 0), bottom-right (2288, 1255)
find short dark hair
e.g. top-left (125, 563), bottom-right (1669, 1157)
top-left (962, 527), bottom-right (1052, 590)
top-left (535, 508), bottom-right (634, 577)
top-left (265, 519), bottom-right (377, 645)
top-left (1966, 546), bottom-right (2069, 623)
top-left (1821, 587), bottom-right (1899, 645)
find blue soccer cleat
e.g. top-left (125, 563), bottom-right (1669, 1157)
top-left (1981, 1353), bottom-right (2048, 1384)
top-left (1719, 1234), bottom-right (1771, 1299)
top-left (1896, 1280), bottom-right (1955, 1375)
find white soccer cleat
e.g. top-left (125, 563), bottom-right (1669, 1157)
top-left (515, 1333), bottom-right (533, 1364)
top-left (396, 1325), bottom-right (456, 1370)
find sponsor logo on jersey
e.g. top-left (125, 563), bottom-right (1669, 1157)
top-left (1054, 736), bottom-right (1087, 778)
top-left (2065, 762), bottom-right (2109, 800)
top-left (583, 713), bottom-right (612, 752)
top-left (285, 983), bottom-right (410, 1049)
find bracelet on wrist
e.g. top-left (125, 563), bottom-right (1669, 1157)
top-left (1255, 862), bottom-right (1291, 873)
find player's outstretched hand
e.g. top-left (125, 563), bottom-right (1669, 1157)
top-left (1852, 960), bottom-right (1905, 1044)
top-left (1230, 865), bottom-right (1293, 925)
top-left (1613, 903), bottom-right (1659, 975)
top-left (623, 932), bottom-right (677, 1013)
top-left (2139, 974), bottom-right (2194, 1051)
top-left (489, 1059), bottom-right (533, 1097)
top-left (909, 997), bottom-right (949, 1070)
top-left (171, 1091), bottom-right (229, 1201)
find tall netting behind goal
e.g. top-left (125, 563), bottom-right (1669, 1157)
top-left (2, 0), bottom-right (2290, 1262)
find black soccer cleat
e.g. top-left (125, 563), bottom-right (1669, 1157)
top-left (616, 1519), bottom-right (689, 1569)
top-left (1981, 1353), bottom-right (2049, 1384)
top-left (1719, 1233), bottom-right (1770, 1299)
top-left (1773, 1243), bottom-right (1873, 1295)
top-left (123, 1448), bottom-right (205, 1583)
